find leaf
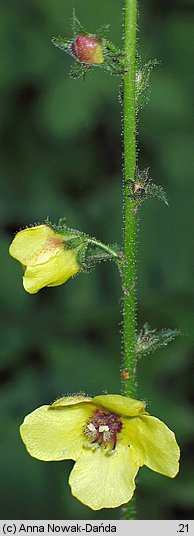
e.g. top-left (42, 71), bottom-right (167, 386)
top-left (128, 169), bottom-right (168, 206)
top-left (148, 182), bottom-right (169, 206)
top-left (136, 59), bottom-right (159, 109)
top-left (136, 323), bottom-right (181, 358)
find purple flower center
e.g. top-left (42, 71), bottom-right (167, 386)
top-left (85, 409), bottom-right (122, 451)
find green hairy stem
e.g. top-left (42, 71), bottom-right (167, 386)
top-left (121, 0), bottom-right (138, 520)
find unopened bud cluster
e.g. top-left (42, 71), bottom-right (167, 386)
top-left (71, 35), bottom-right (104, 65)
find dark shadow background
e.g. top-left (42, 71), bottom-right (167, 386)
top-left (0, 0), bottom-right (194, 520)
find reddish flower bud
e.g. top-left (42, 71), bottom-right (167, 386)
top-left (71, 35), bottom-right (104, 65)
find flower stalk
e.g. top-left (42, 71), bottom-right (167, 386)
top-left (122, 0), bottom-right (138, 519)
top-left (87, 238), bottom-right (122, 261)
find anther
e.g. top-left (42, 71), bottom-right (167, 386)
top-left (87, 423), bottom-right (96, 433)
top-left (99, 425), bottom-right (109, 433)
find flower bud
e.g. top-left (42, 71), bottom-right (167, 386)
top-left (71, 35), bottom-right (104, 65)
top-left (9, 224), bottom-right (85, 294)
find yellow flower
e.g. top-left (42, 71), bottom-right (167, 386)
top-left (20, 394), bottom-right (180, 510)
top-left (9, 224), bottom-right (84, 294)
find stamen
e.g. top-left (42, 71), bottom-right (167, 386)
top-left (87, 423), bottom-right (96, 433)
top-left (107, 449), bottom-right (116, 455)
top-left (99, 425), bottom-right (109, 433)
top-left (102, 430), bottom-right (111, 442)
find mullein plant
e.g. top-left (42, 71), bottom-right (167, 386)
top-left (9, 5), bottom-right (180, 519)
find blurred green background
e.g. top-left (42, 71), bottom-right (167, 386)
top-left (0, 0), bottom-right (194, 521)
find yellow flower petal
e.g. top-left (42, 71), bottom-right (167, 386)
top-left (69, 442), bottom-right (139, 510)
top-left (23, 249), bottom-right (79, 294)
top-left (51, 395), bottom-right (92, 408)
top-left (93, 394), bottom-right (146, 417)
top-left (9, 225), bottom-right (64, 266)
top-left (125, 415), bottom-right (180, 477)
top-left (20, 404), bottom-right (94, 462)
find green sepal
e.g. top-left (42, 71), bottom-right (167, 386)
top-left (58, 217), bottom-right (68, 227)
top-left (45, 218), bottom-right (88, 269)
top-left (51, 36), bottom-right (72, 53)
top-left (74, 241), bottom-right (89, 270)
top-left (72, 10), bottom-right (86, 37)
top-left (52, 12), bottom-right (127, 79)
top-left (103, 41), bottom-right (128, 76)
top-left (45, 217), bottom-right (80, 239)
top-left (69, 63), bottom-right (90, 80)
top-left (136, 323), bottom-right (181, 358)
top-left (45, 218), bottom-right (122, 270)
top-left (72, 11), bottom-right (110, 41)
top-left (63, 237), bottom-right (87, 250)
top-left (95, 24), bottom-right (110, 39)
top-left (136, 59), bottom-right (159, 110)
